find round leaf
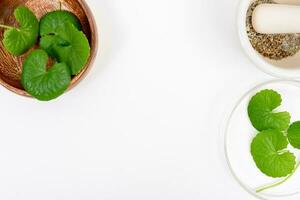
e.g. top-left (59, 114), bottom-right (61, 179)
top-left (287, 121), bottom-right (300, 149)
top-left (3, 6), bottom-right (39, 55)
top-left (248, 89), bottom-right (291, 131)
top-left (21, 49), bottom-right (71, 101)
top-left (251, 129), bottom-right (296, 178)
top-left (40, 10), bottom-right (81, 36)
top-left (40, 23), bottom-right (90, 75)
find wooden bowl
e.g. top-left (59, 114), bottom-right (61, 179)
top-left (0, 0), bottom-right (98, 97)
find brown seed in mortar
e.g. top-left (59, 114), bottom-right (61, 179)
top-left (246, 0), bottom-right (300, 60)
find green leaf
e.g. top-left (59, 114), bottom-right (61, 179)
top-left (21, 49), bottom-right (71, 101)
top-left (39, 34), bottom-right (69, 57)
top-left (251, 129), bottom-right (296, 178)
top-left (248, 89), bottom-right (291, 131)
top-left (40, 10), bottom-right (81, 36)
top-left (2, 6), bottom-right (39, 55)
top-left (287, 121), bottom-right (300, 149)
top-left (40, 23), bottom-right (90, 75)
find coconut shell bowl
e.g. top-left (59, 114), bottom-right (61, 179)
top-left (0, 0), bottom-right (98, 97)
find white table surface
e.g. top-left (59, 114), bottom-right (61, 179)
top-left (0, 0), bottom-right (274, 199)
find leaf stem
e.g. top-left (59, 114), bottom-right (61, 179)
top-left (0, 24), bottom-right (14, 30)
top-left (59, 1), bottom-right (62, 10)
top-left (278, 149), bottom-right (289, 155)
top-left (256, 161), bottom-right (300, 193)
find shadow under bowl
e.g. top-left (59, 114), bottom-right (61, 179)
top-left (0, 0), bottom-right (98, 97)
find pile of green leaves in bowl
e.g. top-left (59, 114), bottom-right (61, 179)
top-left (248, 89), bottom-right (300, 193)
top-left (0, 5), bottom-right (90, 101)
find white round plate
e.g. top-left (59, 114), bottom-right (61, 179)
top-left (224, 80), bottom-right (300, 200)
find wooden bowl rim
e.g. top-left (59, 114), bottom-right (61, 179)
top-left (0, 0), bottom-right (99, 98)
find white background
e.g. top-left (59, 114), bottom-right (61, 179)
top-left (0, 0), bottom-right (274, 199)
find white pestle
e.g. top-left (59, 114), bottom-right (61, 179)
top-left (252, 4), bottom-right (300, 34)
